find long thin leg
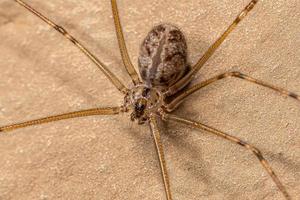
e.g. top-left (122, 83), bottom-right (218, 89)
top-left (166, 71), bottom-right (300, 112)
top-left (0, 107), bottom-right (121, 132)
top-left (14, 0), bottom-right (128, 94)
top-left (111, 0), bottom-right (141, 85)
top-left (149, 115), bottom-right (172, 200)
top-left (166, 0), bottom-right (259, 96)
top-left (165, 114), bottom-right (291, 200)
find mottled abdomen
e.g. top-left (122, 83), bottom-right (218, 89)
top-left (138, 24), bottom-right (188, 88)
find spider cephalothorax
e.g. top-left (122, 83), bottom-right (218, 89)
top-left (124, 84), bottom-right (164, 124)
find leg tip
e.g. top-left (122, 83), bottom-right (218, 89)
top-left (289, 92), bottom-right (300, 100)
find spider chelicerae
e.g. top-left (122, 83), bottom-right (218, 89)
top-left (0, 0), bottom-right (299, 199)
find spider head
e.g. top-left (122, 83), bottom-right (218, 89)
top-left (130, 98), bottom-right (148, 124)
top-left (124, 84), bottom-right (164, 124)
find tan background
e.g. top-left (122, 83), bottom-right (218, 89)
top-left (0, 0), bottom-right (299, 199)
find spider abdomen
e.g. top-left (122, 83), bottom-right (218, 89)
top-left (138, 24), bottom-right (189, 88)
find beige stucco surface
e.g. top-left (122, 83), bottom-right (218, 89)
top-left (0, 0), bottom-right (299, 199)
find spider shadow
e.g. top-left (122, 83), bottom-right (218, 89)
top-left (117, 111), bottom-right (227, 196)
top-left (66, 21), bottom-right (131, 78)
top-left (0, 1), bottom-right (20, 25)
top-left (5, 1), bottom-right (134, 104)
top-left (3, 19), bottom-right (128, 106)
top-left (159, 116), bottom-right (236, 196)
top-left (267, 151), bottom-right (300, 180)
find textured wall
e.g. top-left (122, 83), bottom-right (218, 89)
top-left (0, 0), bottom-right (299, 199)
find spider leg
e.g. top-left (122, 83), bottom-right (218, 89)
top-left (111, 0), bottom-right (141, 85)
top-left (165, 114), bottom-right (291, 200)
top-left (149, 115), bottom-right (173, 200)
top-left (166, 71), bottom-right (300, 112)
top-left (0, 107), bottom-right (121, 132)
top-left (14, 0), bottom-right (128, 94)
top-left (166, 0), bottom-right (259, 96)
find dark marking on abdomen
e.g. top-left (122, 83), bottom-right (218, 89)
top-left (138, 24), bottom-right (188, 88)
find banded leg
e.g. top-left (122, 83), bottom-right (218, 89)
top-left (166, 71), bottom-right (300, 112)
top-left (166, 0), bottom-right (259, 96)
top-left (149, 115), bottom-right (172, 200)
top-left (111, 0), bottom-right (141, 85)
top-left (0, 107), bottom-right (121, 132)
top-left (14, 0), bottom-right (128, 94)
top-left (165, 114), bottom-right (291, 200)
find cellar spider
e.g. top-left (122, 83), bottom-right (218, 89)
top-left (0, 0), bottom-right (299, 199)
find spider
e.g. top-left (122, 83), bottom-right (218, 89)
top-left (0, 0), bottom-right (299, 199)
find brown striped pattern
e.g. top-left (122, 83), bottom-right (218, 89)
top-left (166, 114), bottom-right (291, 200)
top-left (138, 24), bottom-right (188, 88)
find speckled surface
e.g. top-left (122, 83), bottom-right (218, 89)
top-left (0, 0), bottom-right (299, 199)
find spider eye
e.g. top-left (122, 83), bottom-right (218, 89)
top-left (135, 101), bottom-right (146, 112)
top-left (134, 98), bottom-right (148, 114)
top-left (142, 88), bottom-right (151, 97)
